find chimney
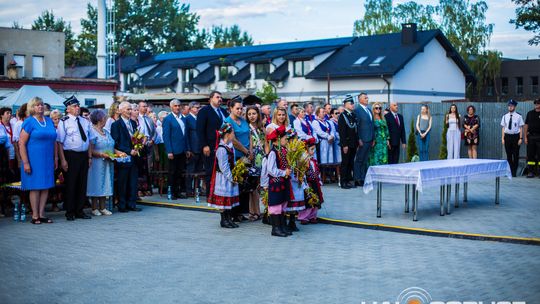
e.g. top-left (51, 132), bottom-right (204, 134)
top-left (401, 23), bottom-right (417, 45)
top-left (96, 0), bottom-right (107, 79)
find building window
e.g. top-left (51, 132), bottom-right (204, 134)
top-left (486, 81), bottom-right (494, 96)
top-left (369, 56), bottom-right (386, 66)
top-left (219, 65), bottom-right (234, 81)
top-left (516, 77), bottom-right (523, 95)
top-left (85, 98), bottom-right (96, 107)
top-left (32, 56), bottom-right (44, 78)
top-left (150, 71), bottom-right (161, 79)
top-left (532, 76), bottom-right (538, 95)
top-left (501, 77), bottom-right (508, 95)
top-left (255, 63), bottom-right (270, 79)
top-left (0, 54), bottom-right (5, 76)
top-left (14, 54), bottom-right (25, 77)
top-left (353, 56), bottom-right (368, 65)
top-left (161, 71), bottom-right (172, 78)
top-left (293, 60), bottom-right (311, 77)
top-left (182, 69), bottom-right (193, 82)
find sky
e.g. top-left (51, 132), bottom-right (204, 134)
top-left (1, 0), bottom-right (538, 59)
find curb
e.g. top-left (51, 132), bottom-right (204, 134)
top-left (138, 200), bottom-right (540, 246)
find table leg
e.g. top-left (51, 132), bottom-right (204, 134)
top-left (439, 185), bottom-right (445, 216)
top-left (446, 184), bottom-right (452, 215)
top-left (376, 182), bottom-right (382, 218)
top-left (404, 184), bottom-right (410, 213)
top-left (495, 177), bottom-right (500, 205)
top-left (454, 183), bottom-right (460, 208)
top-left (413, 185), bottom-right (418, 221)
top-left (463, 182), bottom-right (468, 205)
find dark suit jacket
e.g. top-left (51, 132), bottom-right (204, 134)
top-left (162, 113), bottom-right (191, 155)
top-left (196, 105), bottom-right (229, 152)
top-left (185, 114), bottom-right (200, 153)
top-left (354, 106), bottom-right (375, 142)
top-left (385, 112), bottom-right (407, 146)
top-left (338, 110), bottom-right (358, 148)
top-left (110, 118), bottom-right (137, 167)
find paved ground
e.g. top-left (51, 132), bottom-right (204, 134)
top-left (1, 206), bottom-right (539, 304)
top-left (145, 176), bottom-right (540, 238)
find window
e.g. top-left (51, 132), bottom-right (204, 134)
top-left (219, 65), bottom-right (234, 81)
top-left (353, 56), bottom-right (368, 65)
top-left (85, 98), bottom-right (96, 107)
top-left (150, 71), bottom-right (160, 79)
top-left (0, 54), bottom-right (4, 75)
top-left (516, 77), bottom-right (523, 95)
top-left (182, 69), bottom-right (193, 82)
top-left (293, 60), bottom-right (311, 77)
top-left (501, 77), bottom-right (508, 95)
top-left (13, 55), bottom-right (25, 77)
top-left (369, 56), bottom-right (386, 66)
top-left (532, 76), bottom-right (538, 95)
top-left (255, 63), bottom-right (270, 79)
top-left (161, 71), bottom-right (173, 78)
top-left (486, 81), bottom-right (494, 96)
top-left (32, 56), bottom-right (44, 78)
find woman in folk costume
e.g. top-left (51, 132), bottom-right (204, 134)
top-left (265, 125), bottom-right (293, 237)
top-left (312, 107), bottom-right (334, 164)
top-left (283, 129), bottom-right (306, 232)
top-left (293, 107), bottom-right (316, 142)
top-left (265, 107), bottom-right (290, 154)
top-left (329, 108), bottom-right (342, 163)
top-left (207, 123), bottom-right (240, 229)
top-left (298, 137), bottom-right (324, 224)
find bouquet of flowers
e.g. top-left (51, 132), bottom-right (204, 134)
top-left (305, 187), bottom-right (320, 208)
top-left (232, 157), bottom-right (250, 183)
top-left (286, 138), bottom-right (309, 183)
top-left (260, 188), bottom-right (268, 208)
top-left (131, 130), bottom-right (145, 156)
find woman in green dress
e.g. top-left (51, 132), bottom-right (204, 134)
top-left (369, 102), bottom-right (390, 166)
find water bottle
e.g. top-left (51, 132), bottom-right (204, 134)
top-left (20, 203), bottom-right (26, 222)
top-left (167, 186), bottom-right (173, 200)
top-left (195, 187), bottom-right (200, 203)
top-left (12, 196), bottom-right (19, 222)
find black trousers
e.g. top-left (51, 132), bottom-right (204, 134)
top-left (354, 141), bottom-right (372, 182)
top-left (185, 153), bottom-right (203, 194)
top-left (168, 153), bottom-right (186, 196)
top-left (340, 145), bottom-right (356, 185)
top-left (203, 150), bottom-right (216, 196)
top-left (63, 150), bottom-right (89, 216)
top-left (527, 135), bottom-right (540, 173)
top-left (504, 134), bottom-right (520, 177)
top-left (117, 163), bottom-right (138, 209)
top-left (388, 145), bottom-right (401, 164)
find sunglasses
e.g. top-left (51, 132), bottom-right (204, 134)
top-left (374, 107), bottom-right (381, 110)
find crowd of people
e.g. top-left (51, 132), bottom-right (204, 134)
top-left (1, 90), bottom-right (539, 236)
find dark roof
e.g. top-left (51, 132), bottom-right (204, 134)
top-left (268, 61), bottom-right (289, 82)
top-left (133, 59), bottom-right (182, 88)
top-left (155, 37), bottom-right (355, 61)
top-left (208, 52), bottom-right (262, 66)
top-left (228, 65), bottom-right (251, 83)
top-left (283, 46), bottom-right (336, 61)
top-left (64, 66), bottom-right (97, 78)
top-left (246, 50), bottom-right (300, 63)
top-left (172, 56), bottom-right (219, 69)
top-left (190, 66), bottom-right (215, 85)
top-left (306, 30), bottom-right (474, 81)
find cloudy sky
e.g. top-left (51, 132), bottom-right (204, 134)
top-left (1, 0), bottom-right (538, 59)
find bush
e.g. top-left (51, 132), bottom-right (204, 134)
top-left (439, 118), bottom-right (448, 159)
top-left (406, 120), bottom-right (418, 162)
top-left (255, 82), bottom-right (278, 105)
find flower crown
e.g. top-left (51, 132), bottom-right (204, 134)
top-left (218, 123), bottom-right (233, 137)
top-left (266, 125), bottom-right (286, 142)
top-left (285, 128), bottom-right (297, 139)
top-left (303, 137), bottom-right (317, 147)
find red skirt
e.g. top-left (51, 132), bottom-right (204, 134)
top-left (208, 194), bottom-right (240, 210)
top-left (285, 200), bottom-right (306, 212)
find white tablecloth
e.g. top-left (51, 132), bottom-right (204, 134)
top-left (363, 159), bottom-right (511, 193)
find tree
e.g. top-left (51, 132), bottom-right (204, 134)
top-left (73, 3), bottom-right (98, 66)
top-left (256, 82), bottom-right (278, 105)
top-left (211, 25), bottom-right (254, 48)
top-left (468, 50), bottom-right (502, 100)
top-left (353, 0), bottom-right (398, 36)
top-left (439, 119), bottom-right (448, 160)
top-left (11, 22), bottom-right (23, 29)
top-left (511, 0), bottom-right (540, 45)
top-left (31, 10), bottom-right (78, 66)
top-left (406, 120), bottom-right (418, 162)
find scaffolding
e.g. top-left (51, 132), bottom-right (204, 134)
top-left (105, 0), bottom-right (116, 79)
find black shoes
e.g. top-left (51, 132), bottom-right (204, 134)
top-left (66, 214), bottom-right (75, 221)
top-left (127, 207), bottom-right (142, 212)
top-left (288, 214), bottom-right (299, 232)
top-left (341, 184), bottom-right (351, 189)
top-left (117, 208), bottom-right (128, 213)
top-left (75, 213), bottom-right (91, 219)
top-left (270, 214), bottom-right (288, 237)
top-left (220, 210), bottom-right (238, 228)
top-left (280, 214), bottom-right (293, 236)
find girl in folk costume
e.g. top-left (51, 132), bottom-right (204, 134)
top-left (283, 129), bottom-right (306, 232)
top-left (293, 107), bottom-right (316, 142)
top-left (265, 125), bottom-right (293, 237)
top-left (265, 107), bottom-right (290, 154)
top-left (312, 107), bottom-right (334, 164)
top-left (298, 138), bottom-right (324, 224)
top-left (208, 123), bottom-right (240, 229)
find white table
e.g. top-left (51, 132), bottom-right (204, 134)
top-left (363, 159), bottom-right (512, 221)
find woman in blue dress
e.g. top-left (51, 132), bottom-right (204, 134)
top-left (87, 109), bottom-right (122, 216)
top-left (18, 97), bottom-right (57, 224)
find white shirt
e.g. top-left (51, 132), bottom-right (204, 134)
top-left (173, 113), bottom-right (186, 134)
top-left (501, 112), bottom-right (524, 135)
top-left (57, 114), bottom-right (91, 152)
top-left (211, 105), bottom-right (224, 122)
top-left (121, 116), bottom-right (134, 136)
top-left (138, 114), bottom-right (156, 141)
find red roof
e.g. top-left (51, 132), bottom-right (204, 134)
top-left (0, 77), bottom-right (118, 92)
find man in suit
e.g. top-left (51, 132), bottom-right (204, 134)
top-left (163, 99), bottom-right (192, 200)
top-left (138, 101), bottom-right (157, 195)
top-left (385, 101), bottom-right (407, 164)
top-left (185, 101), bottom-right (202, 196)
top-left (337, 95), bottom-right (358, 189)
top-left (196, 91), bottom-right (228, 196)
top-left (110, 101), bottom-right (142, 212)
top-left (353, 93), bottom-right (375, 186)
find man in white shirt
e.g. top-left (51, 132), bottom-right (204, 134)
top-left (138, 101), bottom-right (157, 194)
top-left (501, 99), bottom-right (524, 177)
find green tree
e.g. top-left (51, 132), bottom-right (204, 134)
top-left (31, 10), bottom-right (78, 66)
top-left (511, 0), bottom-right (540, 45)
top-left (11, 21), bottom-right (23, 29)
top-left (439, 119), bottom-right (448, 159)
top-left (467, 50), bottom-right (502, 100)
top-left (73, 3), bottom-right (98, 66)
top-left (353, 0), bottom-right (398, 36)
top-left (211, 25), bottom-right (254, 48)
top-left (406, 120), bottom-right (418, 162)
top-left (256, 82), bottom-right (278, 105)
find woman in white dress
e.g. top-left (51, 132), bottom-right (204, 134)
top-left (445, 104), bottom-right (461, 159)
top-left (293, 108), bottom-right (316, 142)
top-left (311, 107), bottom-right (334, 164)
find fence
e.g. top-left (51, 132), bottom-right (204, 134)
top-left (396, 101), bottom-right (534, 162)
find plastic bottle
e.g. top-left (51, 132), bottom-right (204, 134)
top-left (20, 203), bottom-right (26, 222)
top-left (12, 197), bottom-right (19, 222)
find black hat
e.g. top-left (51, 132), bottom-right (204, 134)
top-left (343, 95), bottom-right (354, 104)
top-left (507, 99), bottom-right (518, 107)
top-left (63, 95), bottom-right (80, 107)
top-left (230, 95), bottom-right (243, 103)
top-left (534, 98), bottom-right (540, 105)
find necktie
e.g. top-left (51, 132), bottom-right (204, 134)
top-left (216, 108), bottom-right (223, 123)
top-left (508, 114), bottom-right (513, 131)
top-left (126, 119), bottom-right (133, 136)
top-left (76, 117), bottom-right (87, 142)
top-left (143, 116), bottom-right (153, 137)
top-left (394, 114), bottom-right (400, 127)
